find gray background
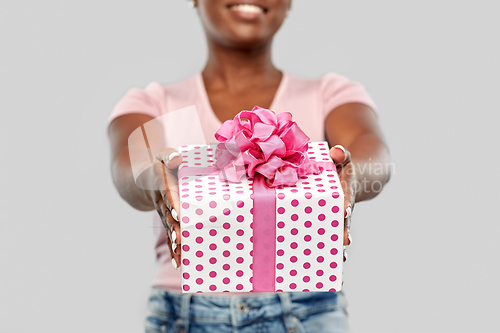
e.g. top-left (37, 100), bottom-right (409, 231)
top-left (1, 1), bottom-right (499, 332)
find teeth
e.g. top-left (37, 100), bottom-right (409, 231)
top-left (231, 4), bottom-right (264, 14)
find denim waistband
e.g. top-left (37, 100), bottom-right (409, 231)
top-left (147, 287), bottom-right (346, 332)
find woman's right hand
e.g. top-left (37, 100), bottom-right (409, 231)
top-left (140, 148), bottom-right (183, 269)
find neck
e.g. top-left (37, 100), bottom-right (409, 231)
top-left (202, 39), bottom-right (281, 92)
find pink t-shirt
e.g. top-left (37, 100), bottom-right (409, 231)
top-left (108, 72), bottom-right (376, 292)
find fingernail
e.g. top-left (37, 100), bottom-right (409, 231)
top-left (333, 145), bottom-right (346, 154)
top-left (172, 242), bottom-right (177, 253)
top-left (171, 209), bottom-right (179, 221)
top-left (168, 152), bottom-right (181, 161)
top-left (344, 250), bottom-right (348, 261)
top-left (172, 230), bottom-right (177, 244)
top-left (348, 233), bottom-right (352, 245)
top-left (345, 206), bottom-right (352, 219)
top-left (171, 258), bottom-right (178, 270)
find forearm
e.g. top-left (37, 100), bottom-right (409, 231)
top-left (111, 148), bottom-right (155, 211)
top-left (347, 133), bottom-right (391, 202)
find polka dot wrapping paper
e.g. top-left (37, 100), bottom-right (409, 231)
top-left (178, 142), bottom-right (344, 293)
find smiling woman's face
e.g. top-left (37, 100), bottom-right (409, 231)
top-left (197, 0), bottom-right (291, 49)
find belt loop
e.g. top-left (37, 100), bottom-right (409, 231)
top-left (177, 293), bottom-right (192, 333)
top-left (278, 293), bottom-right (296, 333)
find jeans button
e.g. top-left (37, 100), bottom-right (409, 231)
top-left (237, 301), bottom-right (249, 314)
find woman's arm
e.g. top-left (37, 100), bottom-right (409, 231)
top-left (108, 113), bottom-right (183, 267)
top-left (325, 103), bottom-right (391, 251)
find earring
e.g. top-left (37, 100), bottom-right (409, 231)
top-left (285, 9), bottom-right (290, 17)
top-left (187, 0), bottom-right (196, 8)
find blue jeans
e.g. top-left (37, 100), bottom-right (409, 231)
top-left (145, 288), bottom-right (349, 333)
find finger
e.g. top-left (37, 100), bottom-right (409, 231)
top-left (330, 145), bottom-right (351, 167)
top-left (159, 162), bottom-right (181, 222)
top-left (167, 235), bottom-right (181, 270)
top-left (156, 148), bottom-right (183, 170)
top-left (165, 208), bottom-right (181, 251)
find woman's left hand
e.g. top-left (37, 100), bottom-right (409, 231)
top-left (329, 145), bottom-right (355, 262)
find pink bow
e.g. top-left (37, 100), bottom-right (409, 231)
top-left (214, 106), bottom-right (323, 187)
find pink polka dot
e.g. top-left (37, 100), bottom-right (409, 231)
top-left (304, 206), bottom-right (312, 214)
top-left (182, 230), bottom-right (190, 238)
top-left (291, 214), bottom-right (299, 221)
top-left (304, 248), bottom-right (311, 256)
top-left (317, 256), bottom-right (325, 263)
top-left (303, 262), bottom-right (311, 269)
top-left (276, 276), bottom-right (284, 283)
top-left (303, 276), bottom-right (310, 282)
top-left (277, 193), bottom-right (285, 199)
top-left (291, 228), bottom-right (298, 235)
top-left (182, 258), bottom-right (190, 266)
top-left (209, 285), bottom-right (217, 291)
top-left (183, 272), bottom-right (190, 279)
top-left (209, 243), bottom-right (217, 250)
top-left (196, 237), bottom-right (203, 244)
top-left (277, 263), bottom-right (284, 270)
top-left (289, 283), bottom-right (297, 290)
top-left (332, 206), bottom-right (340, 213)
top-left (318, 214), bottom-right (326, 221)
top-left (291, 199), bottom-right (299, 207)
top-left (223, 194), bottom-right (231, 201)
top-left (304, 221), bottom-right (312, 228)
top-left (195, 196), bottom-right (203, 201)
top-left (223, 264), bottom-right (230, 271)
top-left (182, 216), bottom-right (190, 223)
top-left (277, 207), bottom-right (285, 214)
top-left (223, 223), bottom-right (230, 230)
top-left (305, 192), bottom-right (312, 199)
top-left (332, 192), bottom-right (340, 199)
top-left (182, 244), bottom-right (190, 252)
top-left (291, 189), bottom-right (298, 193)
top-left (318, 199), bottom-right (326, 207)
top-left (304, 235), bottom-right (311, 242)
top-left (236, 270), bottom-right (244, 277)
top-left (209, 201), bottom-right (217, 208)
top-left (196, 264), bottom-right (203, 271)
top-left (316, 270), bottom-right (324, 276)
top-left (277, 221), bottom-right (285, 228)
top-left (236, 257), bottom-right (244, 264)
top-left (183, 285), bottom-right (190, 292)
top-left (277, 235), bottom-right (285, 243)
top-left (317, 242), bottom-right (325, 249)
top-left (223, 277), bottom-right (230, 284)
top-left (209, 229), bottom-right (217, 236)
top-left (196, 223), bottom-right (203, 230)
top-left (291, 242), bottom-right (298, 249)
top-left (318, 228), bottom-right (325, 235)
top-left (209, 271), bottom-right (217, 278)
top-left (290, 256), bottom-right (298, 263)
top-left (223, 208), bottom-right (231, 215)
top-left (331, 234), bottom-right (339, 241)
top-left (277, 249), bottom-right (284, 256)
top-left (331, 220), bottom-right (339, 227)
top-left (316, 282), bottom-right (323, 289)
top-left (302, 289), bottom-right (310, 292)
top-left (223, 250), bottom-right (230, 257)
top-left (236, 215), bottom-right (244, 222)
top-left (330, 262), bottom-right (338, 268)
top-left (196, 278), bottom-right (203, 285)
top-left (223, 236), bottom-right (231, 243)
top-left (196, 250), bottom-right (204, 258)
top-left (330, 275), bottom-right (337, 282)
top-left (330, 248), bottom-right (338, 255)
top-left (182, 203), bottom-right (189, 209)
top-left (209, 257), bottom-right (217, 264)
top-left (290, 269), bottom-right (297, 276)
top-left (236, 200), bottom-right (244, 208)
top-left (209, 216), bottom-right (217, 223)
top-left (236, 284), bottom-right (244, 290)
top-left (236, 243), bottom-right (244, 250)
top-left (236, 229), bottom-right (244, 236)
top-left (195, 208), bottom-right (203, 215)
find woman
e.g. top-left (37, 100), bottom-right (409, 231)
top-left (108, 0), bottom-right (390, 332)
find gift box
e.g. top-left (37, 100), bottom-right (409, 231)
top-left (178, 108), bottom-right (344, 293)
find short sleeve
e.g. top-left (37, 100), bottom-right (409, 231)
top-left (320, 72), bottom-right (377, 118)
top-left (107, 82), bottom-right (165, 129)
